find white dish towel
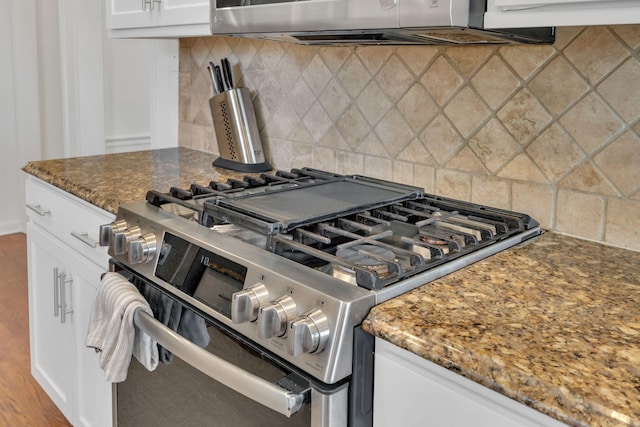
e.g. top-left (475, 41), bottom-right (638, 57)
top-left (85, 272), bottom-right (159, 382)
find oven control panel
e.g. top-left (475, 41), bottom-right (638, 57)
top-left (99, 202), bottom-right (376, 384)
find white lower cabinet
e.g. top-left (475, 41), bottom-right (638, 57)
top-left (373, 339), bottom-right (566, 427)
top-left (26, 176), bottom-right (114, 427)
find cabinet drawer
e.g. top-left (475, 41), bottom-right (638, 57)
top-left (25, 176), bottom-right (115, 268)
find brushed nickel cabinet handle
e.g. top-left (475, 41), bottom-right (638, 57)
top-left (71, 231), bottom-right (98, 248)
top-left (27, 203), bottom-right (51, 216)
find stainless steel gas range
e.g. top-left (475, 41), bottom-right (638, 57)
top-left (100, 168), bottom-right (540, 427)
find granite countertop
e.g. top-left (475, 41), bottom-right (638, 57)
top-left (23, 148), bottom-right (639, 426)
top-left (363, 232), bottom-right (640, 427)
top-left (22, 147), bottom-right (261, 214)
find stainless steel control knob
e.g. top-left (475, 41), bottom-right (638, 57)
top-left (231, 283), bottom-right (270, 324)
top-left (287, 309), bottom-right (330, 356)
top-left (99, 219), bottom-right (127, 246)
top-left (128, 233), bottom-right (158, 264)
top-left (112, 226), bottom-right (141, 255)
top-left (257, 296), bottom-right (297, 339)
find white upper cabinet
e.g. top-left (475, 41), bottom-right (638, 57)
top-left (485, 0), bottom-right (640, 28)
top-left (106, 0), bottom-right (211, 38)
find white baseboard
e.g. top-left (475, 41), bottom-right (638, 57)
top-left (105, 134), bottom-right (152, 153)
top-left (0, 219), bottom-right (25, 236)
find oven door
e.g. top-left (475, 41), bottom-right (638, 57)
top-left (114, 274), bottom-right (349, 427)
top-left (210, 0), bottom-right (398, 34)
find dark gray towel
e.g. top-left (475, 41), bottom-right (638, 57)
top-left (139, 281), bottom-right (210, 363)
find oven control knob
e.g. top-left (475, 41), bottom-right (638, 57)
top-left (128, 233), bottom-right (158, 264)
top-left (231, 283), bottom-right (270, 324)
top-left (287, 309), bottom-right (330, 356)
top-left (99, 219), bottom-right (128, 247)
top-left (112, 226), bottom-right (141, 255)
top-left (257, 296), bottom-right (297, 339)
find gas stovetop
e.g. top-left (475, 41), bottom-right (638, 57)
top-left (101, 167), bottom-right (541, 384)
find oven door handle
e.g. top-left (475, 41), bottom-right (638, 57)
top-left (133, 309), bottom-right (307, 418)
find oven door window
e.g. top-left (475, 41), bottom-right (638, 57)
top-left (117, 320), bottom-right (312, 427)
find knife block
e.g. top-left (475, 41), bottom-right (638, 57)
top-left (209, 87), bottom-right (271, 173)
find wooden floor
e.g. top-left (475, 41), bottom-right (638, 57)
top-left (0, 233), bottom-right (71, 426)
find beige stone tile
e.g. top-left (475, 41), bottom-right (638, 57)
top-left (269, 101), bottom-right (299, 139)
top-left (420, 56), bottom-right (463, 106)
top-left (336, 105), bottom-right (370, 149)
top-left (318, 46), bottom-right (353, 73)
top-left (497, 153), bottom-right (549, 184)
top-left (446, 146), bottom-right (486, 174)
top-left (180, 38), bottom-right (194, 49)
top-left (355, 133), bottom-right (388, 157)
top-left (529, 56), bottom-right (588, 115)
top-left (179, 95), bottom-right (190, 122)
top-left (205, 37), bottom-right (232, 60)
top-left (256, 75), bottom-right (284, 116)
top-left (337, 55), bottom-right (370, 99)
top-left (229, 37), bottom-right (258, 66)
top-left (526, 124), bottom-right (584, 183)
top-left (471, 55), bottom-right (520, 110)
top-left (336, 151), bottom-right (364, 175)
top-left (190, 38), bottom-right (211, 68)
top-left (287, 78), bottom-right (315, 118)
top-left (318, 78), bottom-right (351, 121)
top-left (634, 121), bottom-right (640, 136)
top-left (392, 160), bottom-right (414, 186)
top-left (291, 142), bottom-right (313, 166)
top-left (554, 27), bottom-right (584, 50)
top-left (178, 122), bottom-right (193, 149)
top-left (559, 161), bottom-right (618, 196)
top-left (244, 55), bottom-right (271, 91)
top-left (267, 137), bottom-right (291, 170)
top-left (611, 25), bottom-right (640, 49)
top-left (397, 84), bottom-right (438, 132)
top-left (471, 175), bottom-right (511, 210)
top-left (419, 115), bottom-right (463, 165)
top-left (559, 93), bottom-right (624, 154)
top-left (396, 46), bottom-right (439, 76)
top-left (564, 27), bottom-right (628, 84)
top-left (313, 146), bottom-right (337, 171)
top-left (318, 128), bottom-right (350, 151)
top-left (499, 45), bottom-right (555, 80)
top-left (375, 109), bottom-right (413, 157)
top-left (605, 198), bottom-right (640, 251)
top-left (302, 55), bottom-right (332, 96)
top-left (512, 182), bottom-right (553, 230)
top-left (469, 119), bottom-right (520, 173)
top-left (376, 55), bottom-right (415, 103)
top-left (274, 50), bottom-right (313, 94)
top-left (356, 81), bottom-right (393, 126)
top-left (290, 123), bottom-right (315, 144)
top-left (597, 58), bottom-right (640, 122)
top-left (302, 102), bottom-right (333, 143)
top-left (435, 169), bottom-right (471, 201)
top-left (191, 124), bottom-right (207, 152)
top-left (355, 46), bottom-right (393, 75)
top-left (396, 139), bottom-right (434, 165)
top-left (444, 87), bottom-right (490, 138)
top-left (556, 190), bottom-right (604, 241)
top-left (497, 89), bottom-right (551, 145)
top-left (445, 46), bottom-right (493, 77)
top-left (256, 41), bottom-right (285, 71)
top-left (594, 131), bottom-right (640, 196)
top-left (413, 164), bottom-right (435, 193)
top-left (179, 47), bottom-right (193, 73)
top-left (364, 156), bottom-right (393, 181)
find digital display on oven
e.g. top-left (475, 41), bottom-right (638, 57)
top-left (155, 233), bottom-right (248, 319)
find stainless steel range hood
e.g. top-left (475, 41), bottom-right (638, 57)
top-left (210, 0), bottom-right (555, 45)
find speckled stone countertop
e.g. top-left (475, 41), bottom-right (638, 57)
top-left (22, 147), bottom-right (262, 214)
top-left (363, 232), bottom-right (640, 427)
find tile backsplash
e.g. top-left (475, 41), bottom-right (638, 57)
top-left (178, 26), bottom-right (640, 252)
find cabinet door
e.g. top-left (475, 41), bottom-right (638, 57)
top-left (27, 223), bottom-right (74, 422)
top-left (156, 0), bottom-right (209, 26)
top-left (106, 0), bottom-right (156, 30)
top-left (72, 255), bottom-right (113, 427)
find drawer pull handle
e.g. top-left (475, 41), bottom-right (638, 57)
top-left (26, 203), bottom-right (51, 216)
top-left (71, 231), bottom-right (99, 248)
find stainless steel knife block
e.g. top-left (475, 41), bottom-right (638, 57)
top-left (209, 87), bottom-right (271, 173)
